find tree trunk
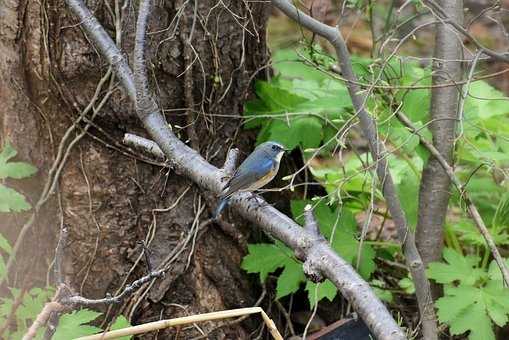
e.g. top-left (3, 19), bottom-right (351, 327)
top-left (416, 0), bottom-right (464, 294)
top-left (0, 0), bottom-right (268, 338)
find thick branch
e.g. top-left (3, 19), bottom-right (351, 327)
top-left (416, 0), bottom-right (463, 292)
top-left (271, 0), bottom-right (436, 338)
top-left (64, 1), bottom-right (406, 338)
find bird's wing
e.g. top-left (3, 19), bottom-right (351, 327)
top-left (221, 155), bottom-right (274, 197)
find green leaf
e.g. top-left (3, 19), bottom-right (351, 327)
top-left (305, 280), bottom-right (337, 307)
top-left (465, 81), bottom-right (509, 120)
top-left (435, 284), bottom-right (499, 340)
top-left (0, 162), bottom-right (37, 180)
top-left (483, 281), bottom-right (509, 326)
top-left (0, 234), bottom-right (12, 254)
top-left (488, 258), bottom-right (509, 284)
top-left (109, 315), bottom-right (132, 339)
top-left (427, 248), bottom-right (485, 285)
top-left (450, 219), bottom-right (509, 247)
top-left (242, 242), bottom-right (305, 300)
top-left (241, 243), bottom-right (293, 282)
top-left (371, 279), bottom-right (393, 303)
top-left (255, 81), bottom-right (308, 112)
top-left (272, 49), bottom-right (332, 82)
top-left (434, 258), bottom-right (509, 340)
top-left (53, 309), bottom-right (102, 340)
top-left (0, 143), bottom-right (17, 163)
top-left (372, 286), bottom-right (393, 303)
top-left (0, 184), bottom-right (31, 212)
top-left (263, 116), bottom-right (323, 150)
top-left (395, 170), bottom-right (419, 230)
top-left (276, 260), bottom-right (305, 299)
top-left (398, 277), bottom-right (415, 294)
top-left (0, 143), bottom-right (37, 179)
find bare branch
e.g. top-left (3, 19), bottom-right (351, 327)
top-left (62, 270), bottom-right (165, 306)
top-left (300, 205), bottom-right (326, 283)
top-left (123, 133), bottom-right (165, 159)
top-left (222, 148), bottom-right (240, 175)
top-left (397, 111), bottom-right (509, 286)
top-left (65, 0), bottom-right (135, 100)
top-left (63, 0), bottom-right (407, 338)
top-left (271, 0), bottom-right (436, 337)
top-left (54, 225), bottom-right (69, 286)
top-left (303, 204), bottom-right (321, 236)
top-left (422, 0), bottom-right (509, 64)
top-left (121, 134), bottom-right (404, 339)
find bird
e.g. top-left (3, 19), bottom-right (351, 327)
top-left (214, 141), bottom-right (287, 218)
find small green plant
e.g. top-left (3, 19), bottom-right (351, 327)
top-left (0, 286), bottom-right (131, 339)
top-left (53, 309), bottom-right (131, 340)
top-left (242, 200), bottom-right (375, 306)
top-left (0, 142), bottom-right (37, 213)
top-left (0, 143), bottom-right (130, 338)
top-left (241, 46), bottom-right (509, 337)
top-left (427, 248), bottom-right (509, 340)
top-left (0, 287), bottom-right (55, 339)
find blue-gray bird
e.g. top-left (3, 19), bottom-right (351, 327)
top-left (215, 141), bottom-right (287, 218)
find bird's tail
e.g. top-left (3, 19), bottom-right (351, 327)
top-left (214, 196), bottom-right (230, 219)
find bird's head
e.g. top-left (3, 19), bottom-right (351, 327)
top-left (258, 141), bottom-right (287, 162)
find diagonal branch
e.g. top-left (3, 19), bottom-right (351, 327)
top-left (396, 112), bottom-right (509, 286)
top-left (63, 0), bottom-right (405, 338)
top-left (270, 0), bottom-right (437, 338)
top-left (422, 0), bottom-right (509, 64)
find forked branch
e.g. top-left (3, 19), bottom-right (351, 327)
top-left (63, 0), bottom-right (406, 338)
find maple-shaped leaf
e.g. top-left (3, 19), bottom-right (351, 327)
top-left (242, 242), bottom-right (296, 282)
top-left (242, 241), bottom-right (306, 300)
top-left (436, 284), bottom-right (498, 340)
top-left (427, 248), bottom-right (486, 285)
top-left (433, 256), bottom-right (509, 340)
top-left (276, 260), bottom-right (306, 299)
top-left (53, 309), bottom-right (102, 340)
top-left (305, 280), bottom-right (338, 307)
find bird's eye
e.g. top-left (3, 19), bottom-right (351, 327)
top-left (272, 145), bottom-right (278, 151)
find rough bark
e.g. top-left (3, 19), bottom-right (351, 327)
top-left (417, 0), bottom-right (464, 281)
top-left (0, 0), bottom-right (269, 338)
top-left (61, 0), bottom-right (407, 337)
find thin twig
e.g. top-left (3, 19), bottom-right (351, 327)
top-left (396, 111), bottom-right (509, 286)
top-left (422, 0), bottom-right (509, 64)
top-left (271, 0), bottom-right (435, 337)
